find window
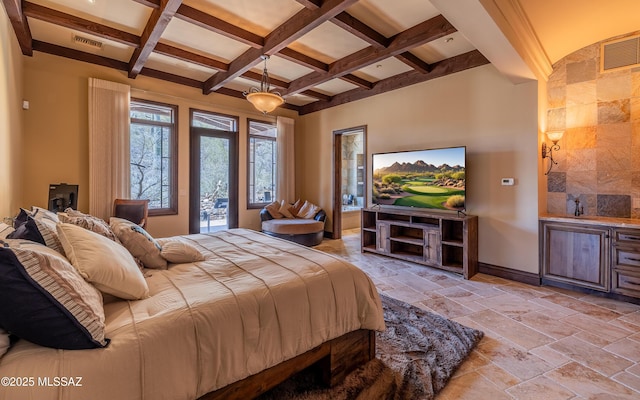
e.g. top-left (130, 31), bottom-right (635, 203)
top-left (248, 119), bottom-right (277, 208)
top-left (129, 99), bottom-right (178, 215)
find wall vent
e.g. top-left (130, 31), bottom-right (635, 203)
top-left (601, 34), bottom-right (640, 72)
top-left (72, 35), bottom-right (103, 49)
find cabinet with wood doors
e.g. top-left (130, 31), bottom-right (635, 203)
top-left (540, 216), bottom-right (640, 301)
top-left (361, 208), bottom-right (478, 279)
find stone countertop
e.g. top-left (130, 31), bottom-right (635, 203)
top-left (539, 214), bottom-right (640, 229)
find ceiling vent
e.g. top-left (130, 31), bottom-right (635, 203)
top-left (601, 34), bottom-right (640, 72)
top-left (72, 34), bottom-right (103, 50)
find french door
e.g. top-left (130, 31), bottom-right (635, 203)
top-left (189, 111), bottom-right (238, 234)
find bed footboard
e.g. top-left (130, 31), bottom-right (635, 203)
top-left (199, 329), bottom-right (376, 400)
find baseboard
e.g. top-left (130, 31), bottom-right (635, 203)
top-left (478, 262), bottom-right (542, 286)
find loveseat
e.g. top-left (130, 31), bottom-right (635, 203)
top-left (260, 200), bottom-right (326, 246)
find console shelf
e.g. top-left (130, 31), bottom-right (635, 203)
top-left (361, 208), bottom-right (478, 279)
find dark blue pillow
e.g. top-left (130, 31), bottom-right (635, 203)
top-left (0, 240), bottom-right (109, 350)
top-left (7, 217), bottom-right (45, 244)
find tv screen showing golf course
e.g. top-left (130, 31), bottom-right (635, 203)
top-left (372, 146), bottom-right (466, 211)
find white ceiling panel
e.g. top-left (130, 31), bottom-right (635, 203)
top-left (145, 53), bottom-right (218, 82)
top-left (183, 0), bottom-right (303, 36)
top-left (411, 32), bottom-right (476, 64)
top-left (285, 94), bottom-right (318, 106)
top-left (347, 0), bottom-right (440, 37)
top-left (28, 18), bottom-right (134, 61)
top-left (250, 55), bottom-right (314, 82)
top-left (352, 57), bottom-right (414, 81)
top-left (162, 18), bottom-right (250, 63)
top-left (313, 79), bottom-right (358, 96)
top-left (29, 0), bottom-right (151, 35)
top-left (289, 21), bottom-right (371, 64)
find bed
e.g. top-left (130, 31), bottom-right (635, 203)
top-left (0, 227), bottom-right (385, 400)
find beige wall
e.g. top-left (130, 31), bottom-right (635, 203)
top-left (21, 51), bottom-right (298, 237)
top-left (0, 10), bottom-right (23, 219)
top-left (299, 65), bottom-right (540, 273)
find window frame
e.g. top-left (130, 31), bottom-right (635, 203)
top-left (246, 118), bottom-right (277, 209)
top-left (129, 98), bottom-right (178, 216)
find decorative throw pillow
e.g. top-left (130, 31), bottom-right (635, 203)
top-left (278, 200), bottom-right (295, 218)
top-left (31, 206), bottom-right (60, 224)
top-left (157, 239), bottom-right (205, 264)
top-left (7, 216), bottom-right (66, 255)
top-left (57, 223), bottom-right (149, 300)
top-left (297, 200), bottom-right (321, 219)
top-left (290, 198), bottom-right (304, 216)
top-left (109, 217), bottom-right (167, 270)
top-left (0, 222), bottom-right (14, 239)
top-left (58, 212), bottom-right (120, 243)
top-left (265, 200), bottom-right (283, 219)
top-left (0, 239), bottom-right (108, 349)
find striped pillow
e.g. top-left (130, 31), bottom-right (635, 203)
top-left (0, 223), bottom-right (13, 239)
top-left (0, 239), bottom-right (108, 349)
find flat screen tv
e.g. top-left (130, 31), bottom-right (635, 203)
top-left (372, 146), bottom-right (466, 212)
top-left (48, 183), bottom-right (78, 212)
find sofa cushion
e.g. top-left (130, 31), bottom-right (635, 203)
top-left (262, 219), bottom-right (324, 235)
top-left (278, 200), bottom-right (295, 218)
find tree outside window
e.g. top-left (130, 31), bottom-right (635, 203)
top-left (129, 99), bottom-right (178, 215)
top-left (248, 119), bottom-right (277, 208)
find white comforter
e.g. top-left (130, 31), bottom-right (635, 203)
top-left (0, 229), bottom-right (385, 400)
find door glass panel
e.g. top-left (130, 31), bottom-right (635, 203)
top-left (199, 136), bottom-right (229, 233)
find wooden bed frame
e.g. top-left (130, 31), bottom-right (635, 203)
top-left (199, 329), bottom-right (376, 400)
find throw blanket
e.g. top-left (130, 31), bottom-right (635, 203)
top-left (0, 229), bottom-right (385, 400)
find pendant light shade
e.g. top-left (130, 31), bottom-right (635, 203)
top-left (244, 55), bottom-right (284, 114)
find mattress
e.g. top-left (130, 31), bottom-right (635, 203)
top-left (0, 229), bottom-right (384, 400)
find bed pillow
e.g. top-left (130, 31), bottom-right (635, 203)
top-left (31, 206), bottom-right (60, 224)
top-left (265, 200), bottom-right (283, 219)
top-left (296, 200), bottom-right (321, 219)
top-left (58, 212), bottom-right (120, 243)
top-left (0, 239), bottom-right (108, 349)
top-left (7, 216), bottom-right (66, 255)
top-left (109, 217), bottom-right (167, 270)
top-left (57, 223), bottom-right (149, 300)
top-left (157, 239), bottom-right (205, 264)
top-left (0, 223), bottom-right (14, 239)
top-left (0, 328), bottom-right (10, 358)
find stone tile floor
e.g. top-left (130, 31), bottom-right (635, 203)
top-left (314, 230), bottom-right (640, 399)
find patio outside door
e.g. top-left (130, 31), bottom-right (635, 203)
top-left (189, 111), bottom-right (238, 234)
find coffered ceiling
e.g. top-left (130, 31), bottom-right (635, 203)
top-left (2, 0), bottom-right (639, 115)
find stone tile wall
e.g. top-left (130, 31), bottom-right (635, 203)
top-left (546, 33), bottom-right (640, 218)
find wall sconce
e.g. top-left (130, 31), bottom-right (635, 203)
top-left (541, 131), bottom-right (564, 175)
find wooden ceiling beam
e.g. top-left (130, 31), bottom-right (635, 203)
top-left (295, 0), bottom-right (321, 9)
top-left (395, 51), bottom-right (431, 73)
top-left (23, 2), bottom-right (140, 48)
top-left (331, 12), bottom-right (387, 48)
top-left (32, 40), bottom-right (129, 71)
top-left (175, 4), bottom-right (263, 48)
top-left (140, 67), bottom-right (202, 89)
top-left (340, 73), bottom-right (373, 89)
top-left (2, 0), bottom-right (33, 55)
top-left (154, 42), bottom-right (227, 71)
top-left (301, 90), bottom-right (331, 101)
top-left (299, 50), bottom-right (489, 114)
top-left (129, 0), bottom-right (182, 79)
top-left (284, 14), bottom-right (456, 95)
top-left (203, 0), bottom-right (357, 93)
top-left (277, 48), bottom-right (328, 72)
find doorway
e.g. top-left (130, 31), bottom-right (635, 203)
top-left (189, 110), bottom-right (239, 234)
top-left (333, 126), bottom-right (366, 239)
